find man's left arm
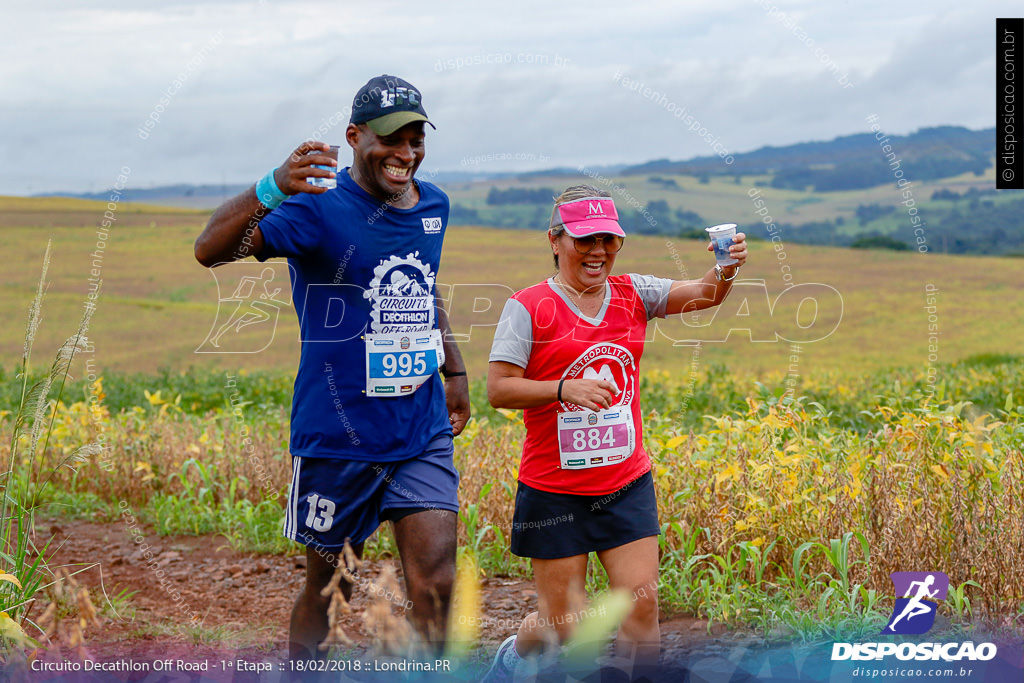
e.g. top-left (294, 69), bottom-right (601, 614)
top-left (436, 299), bottom-right (471, 436)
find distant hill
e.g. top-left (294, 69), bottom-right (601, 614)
top-left (40, 126), bottom-right (993, 204)
top-left (624, 126), bottom-right (994, 191)
top-left (35, 169), bottom-right (577, 210)
top-left (41, 184), bottom-right (249, 210)
top-left (29, 125), bottom-right (1020, 257)
top-left (436, 125), bottom-right (1020, 256)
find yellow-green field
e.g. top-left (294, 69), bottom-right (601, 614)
top-left (1, 196), bottom-right (1022, 382)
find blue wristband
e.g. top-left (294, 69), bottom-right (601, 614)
top-left (255, 168), bottom-right (288, 210)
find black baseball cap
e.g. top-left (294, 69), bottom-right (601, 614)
top-left (350, 75), bottom-right (435, 136)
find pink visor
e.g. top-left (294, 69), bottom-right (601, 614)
top-left (550, 196), bottom-right (625, 237)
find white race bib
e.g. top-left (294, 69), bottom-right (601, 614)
top-left (364, 329), bottom-right (444, 397)
top-left (557, 406), bottom-right (635, 469)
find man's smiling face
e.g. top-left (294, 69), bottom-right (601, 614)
top-left (347, 121), bottom-right (425, 203)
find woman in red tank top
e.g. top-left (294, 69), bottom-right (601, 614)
top-left (483, 185), bottom-right (747, 680)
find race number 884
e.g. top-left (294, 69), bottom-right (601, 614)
top-left (570, 427), bottom-right (617, 451)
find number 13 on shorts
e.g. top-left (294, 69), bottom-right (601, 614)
top-left (305, 493), bottom-right (336, 531)
top-left (557, 408), bottom-right (635, 469)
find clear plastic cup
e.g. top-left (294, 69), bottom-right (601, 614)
top-left (306, 145), bottom-right (340, 189)
top-left (705, 223), bottom-right (739, 266)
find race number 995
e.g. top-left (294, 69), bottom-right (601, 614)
top-left (379, 351), bottom-right (428, 377)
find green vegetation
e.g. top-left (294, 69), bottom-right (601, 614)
top-left (849, 234), bottom-right (910, 251)
top-left (4, 355), bottom-right (1022, 643)
top-left (485, 187), bottom-right (557, 205)
top-left (448, 170), bottom-right (1023, 256)
top-left (1, 241), bottom-right (97, 649)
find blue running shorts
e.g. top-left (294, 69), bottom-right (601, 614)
top-left (283, 434), bottom-right (459, 551)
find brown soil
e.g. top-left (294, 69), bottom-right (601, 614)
top-left (17, 520), bottom-right (752, 680)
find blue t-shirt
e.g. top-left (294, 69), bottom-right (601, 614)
top-left (257, 168), bottom-right (451, 461)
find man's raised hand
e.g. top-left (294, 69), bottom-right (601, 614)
top-left (273, 141), bottom-right (337, 195)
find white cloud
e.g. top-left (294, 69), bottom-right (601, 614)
top-left (0, 0), bottom-right (1011, 193)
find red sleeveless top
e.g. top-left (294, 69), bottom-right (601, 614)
top-left (511, 274), bottom-right (652, 496)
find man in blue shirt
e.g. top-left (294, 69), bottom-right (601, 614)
top-left (194, 75), bottom-right (470, 659)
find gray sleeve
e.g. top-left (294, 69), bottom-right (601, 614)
top-left (629, 273), bottom-right (674, 319)
top-left (488, 298), bottom-right (533, 368)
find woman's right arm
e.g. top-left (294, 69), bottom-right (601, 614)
top-left (194, 141), bottom-right (336, 268)
top-left (487, 361), bottom-right (618, 411)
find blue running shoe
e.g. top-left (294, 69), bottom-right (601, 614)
top-left (481, 635), bottom-right (519, 683)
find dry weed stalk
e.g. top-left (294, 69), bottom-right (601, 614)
top-left (34, 568), bottom-right (100, 661)
top-left (361, 564), bottom-right (414, 656)
top-left (318, 542), bottom-right (361, 652)
top-left (453, 425), bottom-right (521, 543)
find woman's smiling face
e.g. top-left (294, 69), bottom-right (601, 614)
top-left (550, 230), bottom-right (621, 293)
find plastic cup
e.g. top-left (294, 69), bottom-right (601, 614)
top-left (306, 145), bottom-right (340, 189)
top-left (705, 223), bottom-right (738, 266)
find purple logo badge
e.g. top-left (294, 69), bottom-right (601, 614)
top-left (883, 572), bottom-right (949, 635)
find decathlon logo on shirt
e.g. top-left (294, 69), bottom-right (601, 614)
top-left (422, 217), bottom-right (442, 234)
top-left (364, 253), bottom-right (436, 333)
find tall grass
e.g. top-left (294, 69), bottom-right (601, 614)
top-left (1, 241), bottom-right (98, 648)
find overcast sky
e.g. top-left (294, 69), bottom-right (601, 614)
top-left (0, 0), bottom-right (1012, 194)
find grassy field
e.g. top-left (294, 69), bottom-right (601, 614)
top-left (1, 196), bottom-right (1023, 652)
top-left (1, 196), bottom-right (1022, 386)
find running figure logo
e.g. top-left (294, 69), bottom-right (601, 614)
top-left (883, 571), bottom-right (949, 635)
top-left (197, 264), bottom-right (290, 353)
